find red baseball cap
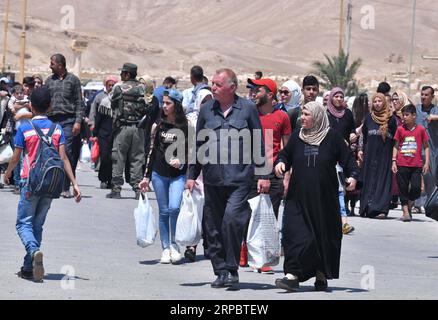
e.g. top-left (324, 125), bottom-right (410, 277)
top-left (247, 78), bottom-right (278, 96)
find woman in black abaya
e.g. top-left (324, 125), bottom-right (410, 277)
top-left (358, 93), bottom-right (397, 219)
top-left (274, 101), bottom-right (359, 292)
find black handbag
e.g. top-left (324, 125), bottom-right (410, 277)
top-left (424, 187), bottom-right (438, 222)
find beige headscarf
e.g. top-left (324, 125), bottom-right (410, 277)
top-left (143, 79), bottom-right (155, 104)
top-left (393, 90), bottom-right (412, 118)
top-left (371, 93), bottom-right (392, 141)
top-left (299, 101), bottom-right (331, 146)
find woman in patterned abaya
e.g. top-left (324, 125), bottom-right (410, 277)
top-left (274, 101), bottom-right (359, 292)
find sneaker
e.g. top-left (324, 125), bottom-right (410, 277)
top-left (106, 190), bottom-right (121, 199)
top-left (13, 186), bottom-right (21, 195)
top-left (342, 223), bottom-right (355, 235)
top-left (239, 243), bottom-right (248, 267)
top-left (258, 266), bottom-right (275, 274)
top-left (160, 249), bottom-right (171, 264)
top-left (412, 207), bottom-right (422, 214)
top-left (17, 267), bottom-right (33, 280)
top-left (100, 182), bottom-right (108, 189)
top-left (170, 245), bottom-right (182, 264)
top-left (61, 190), bottom-right (73, 198)
top-left (32, 251), bottom-right (44, 282)
top-left (184, 247), bottom-right (196, 263)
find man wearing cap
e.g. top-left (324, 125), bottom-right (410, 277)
top-left (107, 63), bottom-right (148, 199)
top-left (186, 68), bottom-right (270, 288)
top-left (239, 78), bottom-right (292, 272)
top-left (45, 53), bottom-right (84, 198)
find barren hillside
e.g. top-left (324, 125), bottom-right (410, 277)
top-left (1, 0), bottom-right (438, 87)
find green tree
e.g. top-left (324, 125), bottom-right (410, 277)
top-left (312, 50), bottom-right (362, 96)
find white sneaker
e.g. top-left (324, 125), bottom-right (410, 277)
top-left (170, 245), bottom-right (182, 264)
top-left (160, 249), bottom-right (171, 264)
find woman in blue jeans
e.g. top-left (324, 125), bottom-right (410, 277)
top-left (140, 89), bottom-right (188, 264)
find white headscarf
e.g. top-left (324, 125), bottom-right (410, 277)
top-left (299, 101), bottom-right (330, 146)
top-left (281, 80), bottom-right (302, 109)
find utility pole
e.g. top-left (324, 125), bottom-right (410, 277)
top-left (344, 0), bottom-right (353, 56)
top-left (19, 0), bottom-right (28, 82)
top-left (339, 0), bottom-right (345, 53)
top-left (2, 0), bottom-right (10, 73)
top-left (408, 0), bottom-right (417, 96)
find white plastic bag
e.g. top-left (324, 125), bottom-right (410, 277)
top-left (134, 193), bottom-right (157, 248)
top-left (277, 199), bottom-right (285, 253)
top-left (79, 141), bottom-right (91, 163)
top-left (0, 143), bottom-right (13, 164)
top-left (247, 194), bottom-right (280, 269)
top-left (175, 189), bottom-right (204, 247)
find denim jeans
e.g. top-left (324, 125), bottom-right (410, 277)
top-left (339, 190), bottom-right (347, 218)
top-left (151, 171), bottom-right (186, 250)
top-left (16, 181), bottom-right (52, 271)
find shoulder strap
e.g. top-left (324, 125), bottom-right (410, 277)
top-left (29, 120), bottom-right (56, 146)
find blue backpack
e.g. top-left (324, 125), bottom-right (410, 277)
top-left (25, 121), bottom-right (65, 198)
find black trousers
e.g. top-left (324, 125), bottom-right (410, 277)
top-left (203, 184), bottom-right (251, 275)
top-left (98, 134), bottom-right (112, 184)
top-left (396, 166), bottom-right (422, 206)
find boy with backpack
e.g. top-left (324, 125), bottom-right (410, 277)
top-left (392, 104), bottom-right (430, 222)
top-left (3, 86), bottom-right (81, 282)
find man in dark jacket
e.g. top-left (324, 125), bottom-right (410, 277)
top-left (186, 68), bottom-right (270, 288)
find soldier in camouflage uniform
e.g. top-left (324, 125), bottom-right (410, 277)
top-left (106, 63), bottom-right (147, 199)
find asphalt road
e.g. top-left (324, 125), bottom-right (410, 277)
top-left (1, 163), bottom-right (437, 300)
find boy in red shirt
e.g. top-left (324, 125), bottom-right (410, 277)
top-left (392, 104), bottom-right (430, 222)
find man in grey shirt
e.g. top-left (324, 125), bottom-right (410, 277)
top-left (45, 53), bottom-right (84, 198)
top-left (415, 86), bottom-right (437, 198)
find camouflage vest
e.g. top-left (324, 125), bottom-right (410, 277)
top-left (114, 80), bottom-right (147, 125)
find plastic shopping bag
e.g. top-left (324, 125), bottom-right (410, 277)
top-left (79, 141), bottom-right (91, 163)
top-left (90, 138), bottom-right (100, 163)
top-left (0, 134), bottom-right (13, 164)
top-left (175, 189), bottom-right (204, 247)
top-left (247, 194), bottom-right (280, 269)
top-left (134, 193), bottom-right (157, 248)
top-left (277, 199), bottom-right (285, 255)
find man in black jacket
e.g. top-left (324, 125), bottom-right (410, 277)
top-left (186, 68), bottom-right (270, 288)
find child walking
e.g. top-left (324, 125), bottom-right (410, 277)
top-left (3, 86), bottom-right (81, 282)
top-left (392, 104), bottom-right (430, 222)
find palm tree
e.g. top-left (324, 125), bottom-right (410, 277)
top-left (312, 50), bottom-right (362, 96)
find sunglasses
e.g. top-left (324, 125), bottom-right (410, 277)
top-left (279, 90), bottom-right (291, 95)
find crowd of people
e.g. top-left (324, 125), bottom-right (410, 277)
top-left (1, 54), bottom-right (437, 291)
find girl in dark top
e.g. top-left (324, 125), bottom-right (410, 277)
top-left (327, 87), bottom-right (356, 234)
top-left (139, 89), bottom-right (188, 265)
